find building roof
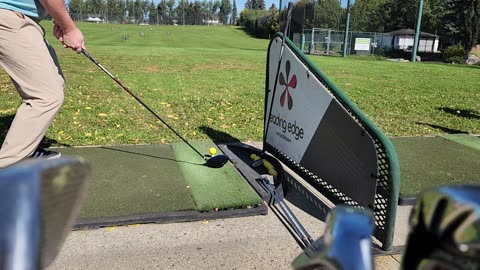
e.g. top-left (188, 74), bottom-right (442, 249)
top-left (387, 29), bottom-right (438, 38)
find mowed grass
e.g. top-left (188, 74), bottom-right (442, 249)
top-left (0, 22), bottom-right (479, 147)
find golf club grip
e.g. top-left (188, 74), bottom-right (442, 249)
top-left (81, 50), bottom-right (97, 64)
top-left (81, 50), bottom-right (206, 159)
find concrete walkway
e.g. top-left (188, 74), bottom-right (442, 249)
top-left (48, 201), bottom-right (412, 270)
top-left (47, 141), bottom-right (412, 269)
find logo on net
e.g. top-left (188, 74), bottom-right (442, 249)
top-left (279, 60), bottom-right (297, 110)
top-left (269, 60), bottom-right (304, 141)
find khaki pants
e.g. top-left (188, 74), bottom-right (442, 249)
top-left (0, 9), bottom-right (65, 167)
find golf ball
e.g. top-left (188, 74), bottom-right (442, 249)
top-left (263, 160), bottom-right (273, 170)
top-left (268, 169), bottom-right (278, 177)
top-left (209, 147), bottom-right (217, 156)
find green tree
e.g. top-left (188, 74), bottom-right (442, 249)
top-left (231, 0), bottom-right (237, 24)
top-left (212, 0), bottom-right (221, 17)
top-left (219, 0), bottom-right (232, 24)
top-left (68, 0), bottom-right (85, 20)
top-left (148, 0), bottom-right (157, 24)
top-left (245, 0), bottom-right (265, 10)
top-left (175, 0), bottom-right (189, 25)
top-left (350, 0), bottom-right (388, 32)
top-left (442, 0), bottom-right (480, 51)
top-left (312, 0), bottom-right (343, 29)
top-left (157, 0), bottom-right (167, 24)
top-left (167, 0), bottom-right (176, 24)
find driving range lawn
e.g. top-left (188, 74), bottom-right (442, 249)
top-left (0, 22), bottom-right (478, 147)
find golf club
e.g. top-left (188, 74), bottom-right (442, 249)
top-left (263, 2), bottom-right (293, 145)
top-left (292, 206), bottom-right (374, 270)
top-left (402, 185), bottom-right (480, 270)
top-left (81, 50), bottom-right (229, 168)
top-left (258, 176), bottom-right (313, 248)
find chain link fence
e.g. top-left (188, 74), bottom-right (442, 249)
top-left (69, 13), bottom-right (226, 26)
top-left (292, 28), bottom-right (387, 57)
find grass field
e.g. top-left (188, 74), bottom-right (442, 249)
top-left (1, 22), bottom-right (479, 147)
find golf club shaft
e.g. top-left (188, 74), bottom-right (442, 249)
top-left (260, 177), bottom-right (312, 247)
top-left (82, 50), bottom-right (205, 159)
top-left (266, 180), bottom-right (313, 244)
top-left (263, 2), bottom-right (293, 142)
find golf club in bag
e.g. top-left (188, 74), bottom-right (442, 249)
top-left (82, 50), bottom-right (229, 168)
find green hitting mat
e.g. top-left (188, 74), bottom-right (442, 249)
top-left (391, 136), bottom-right (480, 201)
top-left (171, 141), bottom-right (262, 211)
top-left (55, 142), bottom-right (262, 227)
top-left (440, 133), bottom-right (480, 151)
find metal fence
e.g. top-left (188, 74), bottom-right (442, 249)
top-left (69, 13), bottom-right (226, 26)
top-left (293, 28), bottom-right (386, 57)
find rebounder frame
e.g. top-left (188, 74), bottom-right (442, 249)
top-left (263, 32), bottom-right (400, 251)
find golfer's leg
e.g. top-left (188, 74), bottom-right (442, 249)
top-left (0, 10), bottom-right (65, 167)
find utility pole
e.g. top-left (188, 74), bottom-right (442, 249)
top-left (342, 0), bottom-right (351, 57)
top-left (411, 0), bottom-right (424, 62)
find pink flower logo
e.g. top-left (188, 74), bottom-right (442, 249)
top-left (279, 60), bottom-right (297, 110)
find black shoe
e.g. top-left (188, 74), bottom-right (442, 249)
top-left (30, 148), bottom-right (61, 160)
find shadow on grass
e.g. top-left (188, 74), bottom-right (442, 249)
top-left (0, 114), bottom-right (70, 148)
top-left (234, 26), bottom-right (272, 40)
top-left (438, 107), bottom-right (480, 120)
top-left (199, 125), bottom-right (241, 143)
top-left (100, 146), bottom-right (206, 167)
top-left (416, 121), bottom-right (468, 134)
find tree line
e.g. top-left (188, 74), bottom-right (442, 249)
top-left (239, 0), bottom-right (480, 53)
top-left (68, 0), bottom-right (237, 25)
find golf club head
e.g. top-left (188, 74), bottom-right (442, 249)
top-left (0, 157), bottom-right (90, 270)
top-left (205, 154), bottom-right (229, 168)
top-left (401, 185), bottom-right (480, 270)
top-left (292, 205), bottom-right (374, 270)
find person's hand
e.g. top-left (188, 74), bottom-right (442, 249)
top-left (53, 21), bottom-right (85, 53)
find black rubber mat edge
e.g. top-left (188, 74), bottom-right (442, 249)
top-left (398, 195), bottom-right (417, 206)
top-left (74, 204), bottom-right (268, 230)
top-left (372, 245), bottom-right (404, 256)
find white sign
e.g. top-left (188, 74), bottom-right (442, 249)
top-left (354, 38), bottom-right (371, 51)
top-left (266, 37), bottom-right (334, 163)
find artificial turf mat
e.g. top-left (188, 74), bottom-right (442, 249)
top-left (440, 134), bottom-right (480, 151)
top-left (56, 145), bottom-right (197, 219)
top-left (391, 137), bottom-right (480, 197)
top-left (171, 141), bottom-right (262, 211)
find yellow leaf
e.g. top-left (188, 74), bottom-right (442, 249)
top-left (85, 106), bottom-right (92, 110)
top-left (98, 113), bottom-right (107, 117)
top-left (105, 226), bottom-right (117, 232)
top-left (58, 130), bottom-right (65, 135)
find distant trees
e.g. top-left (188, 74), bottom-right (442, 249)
top-left (67, 0), bottom-right (479, 51)
top-left (245, 0), bottom-right (265, 10)
top-left (441, 0), bottom-right (480, 51)
top-left (68, 0), bottom-right (237, 25)
top-left (219, 0), bottom-right (232, 24)
top-left (231, 0), bottom-right (237, 25)
top-left (238, 0), bottom-right (278, 38)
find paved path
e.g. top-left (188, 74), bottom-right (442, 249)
top-left (48, 200), bottom-right (412, 270)
top-left (48, 141), bottom-right (412, 269)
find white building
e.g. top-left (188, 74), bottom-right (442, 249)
top-left (377, 29), bottom-right (440, 53)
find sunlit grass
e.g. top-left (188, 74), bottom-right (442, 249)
top-left (1, 22), bottom-right (478, 147)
